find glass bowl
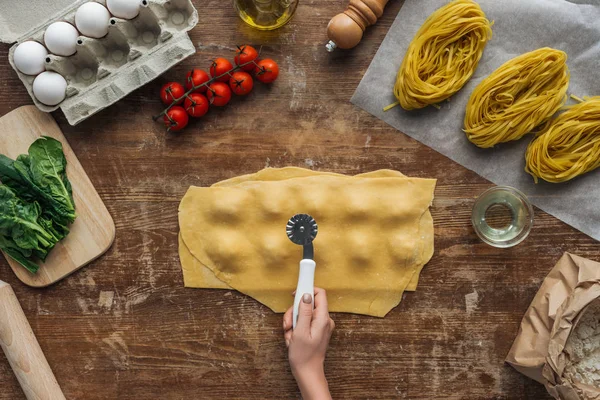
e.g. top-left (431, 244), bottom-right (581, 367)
top-left (471, 186), bottom-right (534, 248)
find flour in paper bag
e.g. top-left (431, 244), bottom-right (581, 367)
top-left (564, 300), bottom-right (600, 388)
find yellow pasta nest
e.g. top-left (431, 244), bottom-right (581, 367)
top-left (526, 97), bottom-right (600, 183)
top-left (464, 48), bottom-right (570, 148)
top-left (393, 0), bottom-right (492, 110)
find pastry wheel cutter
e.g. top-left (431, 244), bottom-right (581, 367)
top-left (286, 214), bottom-right (318, 329)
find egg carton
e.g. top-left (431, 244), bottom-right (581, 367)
top-left (0, 0), bottom-right (198, 125)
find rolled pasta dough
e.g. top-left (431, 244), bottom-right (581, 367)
top-left (180, 168), bottom-right (432, 291)
top-left (179, 170), bottom-right (435, 317)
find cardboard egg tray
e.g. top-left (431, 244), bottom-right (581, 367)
top-left (0, 0), bottom-right (198, 125)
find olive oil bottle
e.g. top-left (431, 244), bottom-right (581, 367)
top-left (234, 0), bottom-right (298, 30)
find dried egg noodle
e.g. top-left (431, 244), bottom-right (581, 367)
top-left (526, 97), bottom-right (600, 183)
top-left (179, 168), bottom-right (434, 292)
top-left (392, 0), bottom-right (492, 110)
top-left (179, 173), bottom-right (436, 317)
top-left (465, 48), bottom-right (570, 148)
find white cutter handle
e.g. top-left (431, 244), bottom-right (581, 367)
top-left (293, 259), bottom-right (316, 329)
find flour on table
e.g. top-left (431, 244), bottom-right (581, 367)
top-left (564, 299), bottom-right (600, 388)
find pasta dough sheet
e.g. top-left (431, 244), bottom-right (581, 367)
top-left (179, 171), bottom-right (436, 317)
top-left (179, 233), bottom-right (231, 289)
top-left (180, 167), bottom-right (433, 291)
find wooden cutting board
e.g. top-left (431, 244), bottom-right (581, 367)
top-left (0, 106), bottom-right (115, 287)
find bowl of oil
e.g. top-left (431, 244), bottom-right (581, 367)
top-left (471, 186), bottom-right (534, 248)
top-left (234, 0), bottom-right (298, 30)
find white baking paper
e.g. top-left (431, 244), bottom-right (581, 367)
top-left (351, 0), bottom-right (600, 241)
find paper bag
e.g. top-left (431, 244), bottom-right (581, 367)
top-left (506, 253), bottom-right (600, 399)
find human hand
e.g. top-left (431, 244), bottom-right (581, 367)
top-left (283, 287), bottom-right (335, 400)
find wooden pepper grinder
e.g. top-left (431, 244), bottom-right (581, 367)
top-left (326, 0), bottom-right (391, 52)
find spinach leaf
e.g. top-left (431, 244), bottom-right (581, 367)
top-left (0, 186), bottom-right (58, 251)
top-left (0, 144), bottom-right (76, 225)
top-left (0, 235), bottom-right (39, 274)
top-left (0, 235), bottom-right (32, 258)
top-left (28, 137), bottom-right (76, 220)
top-left (0, 137), bottom-right (76, 274)
top-left (0, 154), bottom-right (30, 194)
top-left (38, 215), bottom-right (69, 243)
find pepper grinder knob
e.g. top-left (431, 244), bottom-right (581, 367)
top-left (326, 0), bottom-right (390, 51)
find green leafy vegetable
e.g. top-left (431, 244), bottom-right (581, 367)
top-left (28, 137), bottom-right (76, 217)
top-left (0, 186), bottom-right (56, 249)
top-left (0, 236), bottom-right (39, 274)
top-left (0, 140), bottom-right (76, 226)
top-left (0, 137), bottom-right (76, 273)
top-left (38, 215), bottom-right (69, 243)
top-left (0, 155), bottom-right (30, 195)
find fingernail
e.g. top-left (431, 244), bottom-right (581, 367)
top-left (283, 320), bottom-right (287, 329)
top-left (302, 293), bottom-right (312, 304)
top-left (285, 339), bottom-right (290, 347)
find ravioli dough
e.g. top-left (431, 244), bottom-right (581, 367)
top-left (179, 174), bottom-right (435, 317)
top-left (180, 167), bottom-right (433, 291)
top-left (179, 233), bottom-right (231, 289)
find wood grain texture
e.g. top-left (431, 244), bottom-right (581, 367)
top-left (0, 0), bottom-right (596, 398)
top-left (0, 106), bottom-right (116, 287)
top-left (0, 281), bottom-right (65, 400)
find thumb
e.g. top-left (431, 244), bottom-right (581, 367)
top-left (295, 293), bottom-right (313, 335)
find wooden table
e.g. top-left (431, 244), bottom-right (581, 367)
top-left (0, 1), bottom-right (597, 398)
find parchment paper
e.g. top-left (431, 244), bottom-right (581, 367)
top-left (351, 0), bottom-right (600, 241)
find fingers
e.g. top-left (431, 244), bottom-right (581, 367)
top-left (288, 288), bottom-right (332, 336)
top-left (283, 306), bottom-right (294, 347)
top-left (313, 287), bottom-right (329, 310)
top-left (313, 287), bottom-right (330, 322)
top-left (283, 306), bottom-right (293, 331)
top-left (295, 292), bottom-right (314, 335)
top-left (284, 328), bottom-right (293, 347)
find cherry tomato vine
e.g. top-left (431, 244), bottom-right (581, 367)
top-left (154, 45), bottom-right (280, 132)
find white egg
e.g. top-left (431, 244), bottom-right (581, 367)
top-left (33, 71), bottom-right (67, 106)
top-left (107, 0), bottom-right (140, 19)
top-left (44, 22), bottom-right (79, 57)
top-left (76, 2), bottom-right (110, 39)
top-left (13, 41), bottom-right (48, 75)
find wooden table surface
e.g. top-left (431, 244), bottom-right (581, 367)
top-left (0, 1), bottom-right (597, 399)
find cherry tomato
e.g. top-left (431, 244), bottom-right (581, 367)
top-left (207, 82), bottom-right (232, 107)
top-left (234, 45), bottom-right (259, 72)
top-left (184, 93), bottom-right (209, 118)
top-left (229, 72), bottom-right (254, 96)
top-left (185, 69), bottom-right (210, 93)
top-left (210, 58), bottom-right (233, 82)
top-left (160, 82), bottom-right (185, 105)
top-left (254, 59), bottom-right (279, 83)
top-left (163, 106), bottom-right (189, 131)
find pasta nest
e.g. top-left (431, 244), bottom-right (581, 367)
top-left (393, 0), bottom-right (492, 110)
top-left (526, 97), bottom-right (600, 183)
top-left (464, 48), bottom-right (570, 148)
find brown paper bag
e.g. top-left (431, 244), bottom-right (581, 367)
top-left (506, 253), bottom-right (600, 399)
